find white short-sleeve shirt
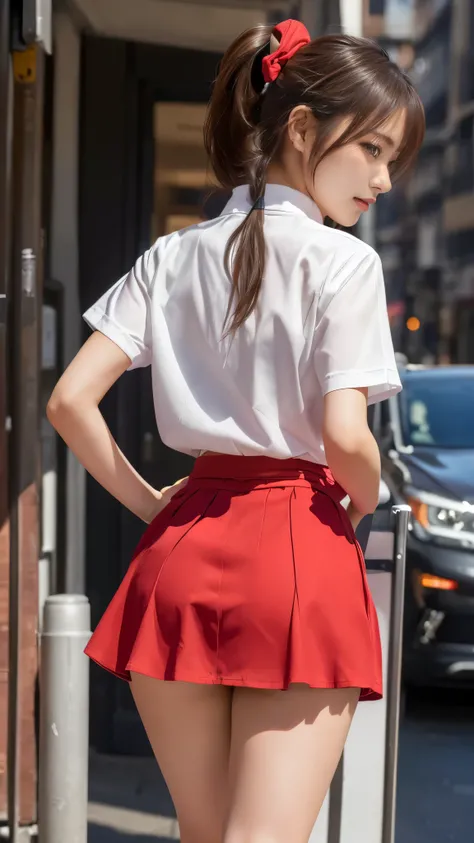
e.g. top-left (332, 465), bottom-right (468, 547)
top-left (83, 183), bottom-right (401, 464)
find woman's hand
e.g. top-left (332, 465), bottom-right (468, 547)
top-left (145, 477), bottom-right (189, 524)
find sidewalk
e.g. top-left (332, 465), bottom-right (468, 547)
top-left (88, 752), bottom-right (180, 842)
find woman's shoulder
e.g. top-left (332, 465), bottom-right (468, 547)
top-left (298, 222), bottom-right (384, 317)
top-left (295, 217), bottom-right (381, 291)
top-left (151, 215), bottom-right (225, 249)
top-left (303, 218), bottom-right (379, 263)
top-left (150, 214), bottom-right (237, 261)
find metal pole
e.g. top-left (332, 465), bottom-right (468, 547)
top-left (382, 505), bottom-right (411, 843)
top-left (39, 594), bottom-right (91, 843)
top-left (0, 1), bottom-right (16, 837)
top-left (8, 38), bottom-right (45, 841)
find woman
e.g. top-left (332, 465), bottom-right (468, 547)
top-left (48, 20), bottom-right (424, 843)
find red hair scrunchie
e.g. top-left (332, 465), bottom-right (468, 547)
top-left (261, 19), bottom-right (311, 84)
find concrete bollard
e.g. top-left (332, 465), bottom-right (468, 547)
top-left (39, 594), bottom-right (91, 843)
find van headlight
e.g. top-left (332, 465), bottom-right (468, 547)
top-left (406, 487), bottom-right (474, 547)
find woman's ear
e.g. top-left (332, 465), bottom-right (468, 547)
top-left (287, 106), bottom-right (315, 153)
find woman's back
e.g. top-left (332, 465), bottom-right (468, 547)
top-left (85, 183), bottom-right (400, 462)
top-left (48, 21), bottom-right (426, 842)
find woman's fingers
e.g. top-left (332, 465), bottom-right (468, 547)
top-left (160, 477), bottom-right (189, 497)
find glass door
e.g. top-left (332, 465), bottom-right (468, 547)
top-left (152, 100), bottom-right (228, 238)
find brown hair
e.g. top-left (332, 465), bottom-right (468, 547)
top-left (204, 26), bottom-right (425, 334)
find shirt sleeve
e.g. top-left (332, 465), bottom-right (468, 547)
top-left (83, 249), bottom-right (153, 369)
top-left (313, 250), bottom-right (402, 405)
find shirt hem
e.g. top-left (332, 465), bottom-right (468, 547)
top-left (323, 367), bottom-right (402, 404)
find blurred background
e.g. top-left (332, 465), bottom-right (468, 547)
top-left (1, 1), bottom-right (474, 842)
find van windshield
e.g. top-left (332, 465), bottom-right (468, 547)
top-left (400, 372), bottom-right (474, 449)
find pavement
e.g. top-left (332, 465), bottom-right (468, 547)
top-left (395, 688), bottom-right (474, 843)
top-left (88, 752), bottom-right (178, 843)
top-left (88, 688), bottom-right (474, 843)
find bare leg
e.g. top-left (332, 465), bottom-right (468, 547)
top-left (224, 684), bottom-right (360, 843)
top-left (130, 673), bottom-right (232, 843)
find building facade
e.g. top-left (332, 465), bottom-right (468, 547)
top-left (1, 3), bottom-right (50, 836)
top-left (364, 0), bottom-right (474, 366)
top-left (442, 0), bottom-right (474, 363)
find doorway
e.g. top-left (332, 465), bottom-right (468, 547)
top-left (80, 35), bottom-right (222, 753)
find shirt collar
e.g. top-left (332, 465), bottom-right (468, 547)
top-left (221, 183), bottom-right (323, 225)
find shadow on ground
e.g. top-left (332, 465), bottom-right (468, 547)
top-left (88, 826), bottom-right (175, 843)
top-left (88, 752), bottom-right (179, 842)
top-left (89, 752), bottom-right (176, 818)
top-left (396, 688), bottom-right (474, 843)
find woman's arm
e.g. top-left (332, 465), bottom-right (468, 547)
top-left (322, 386), bottom-right (381, 528)
top-left (47, 332), bottom-right (181, 524)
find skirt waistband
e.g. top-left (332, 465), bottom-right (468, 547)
top-left (189, 455), bottom-right (347, 503)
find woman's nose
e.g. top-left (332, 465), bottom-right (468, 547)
top-left (371, 166), bottom-right (392, 195)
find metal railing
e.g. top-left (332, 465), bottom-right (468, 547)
top-left (311, 504), bottom-right (411, 843)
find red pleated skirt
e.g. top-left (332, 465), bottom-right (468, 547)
top-left (85, 455), bottom-right (383, 701)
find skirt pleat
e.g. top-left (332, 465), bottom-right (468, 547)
top-left (85, 455), bottom-right (383, 701)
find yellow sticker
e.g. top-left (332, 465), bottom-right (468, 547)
top-left (13, 46), bottom-right (37, 84)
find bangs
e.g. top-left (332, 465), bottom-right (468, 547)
top-left (315, 66), bottom-right (426, 181)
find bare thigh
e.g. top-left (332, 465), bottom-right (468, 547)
top-left (130, 673), bottom-right (232, 843)
top-left (224, 684), bottom-right (360, 843)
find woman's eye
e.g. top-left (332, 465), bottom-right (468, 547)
top-left (362, 142), bottom-right (381, 159)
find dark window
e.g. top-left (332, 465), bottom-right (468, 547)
top-left (400, 373), bottom-right (474, 448)
top-left (446, 116), bottom-right (474, 196)
top-left (471, 0), bottom-right (474, 53)
top-left (459, 50), bottom-right (474, 105)
top-left (369, 0), bottom-right (385, 13)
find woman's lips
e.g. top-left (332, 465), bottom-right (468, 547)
top-left (354, 197), bottom-right (375, 212)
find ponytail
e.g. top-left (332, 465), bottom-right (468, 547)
top-left (204, 24), bottom-right (425, 335)
top-left (204, 25), bottom-right (278, 335)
